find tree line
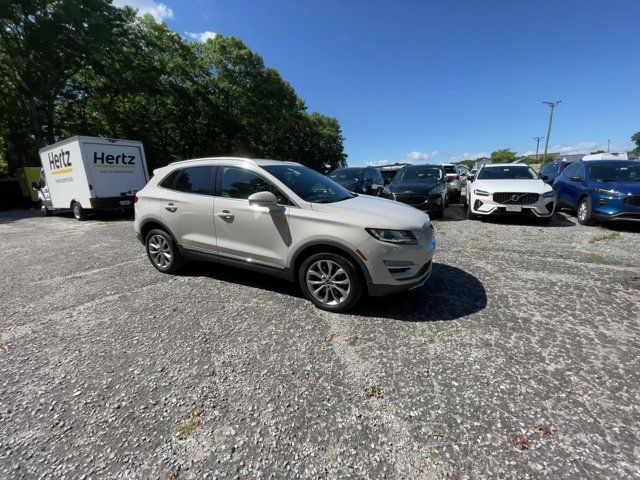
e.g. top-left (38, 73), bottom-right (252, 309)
top-left (0, 0), bottom-right (347, 176)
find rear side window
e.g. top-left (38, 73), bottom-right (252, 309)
top-left (174, 166), bottom-right (214, 195)
top-left (220, 167), bottom-right (289, 205)
top-left (444, 166), bottom-right (456, 174)
top-left (160, 169), bottom-right (180, 188)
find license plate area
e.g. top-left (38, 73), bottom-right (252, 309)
top-left (505, 205), bottom-right (522, 212)
top-left (119, 200), bottom-right (131, 206)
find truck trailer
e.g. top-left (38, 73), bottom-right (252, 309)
top-left (34, 136), bottom-right (149, 220)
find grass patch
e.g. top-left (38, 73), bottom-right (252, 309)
top-left (589, 232), bottom-right (620, 243)
top-left (173, 407), bottom-right (204, 440)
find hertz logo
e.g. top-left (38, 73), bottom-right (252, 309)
top-left (93, 151), bottom-right (136, 167)
top-left (48, 149), bottom-right (73, 175)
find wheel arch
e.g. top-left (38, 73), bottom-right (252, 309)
top-left (140, 219), bottom-right (179, 246)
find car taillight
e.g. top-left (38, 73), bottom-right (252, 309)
top-left (134, 194), bottom-right (139, 204)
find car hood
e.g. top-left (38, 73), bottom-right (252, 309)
top-left (310, 194), bottom-right (430, 229)
top-left (592, 181), bottom-right (640, 195)
top-left (473, 179), bottom-right (552, 194)
top-left (387, 181), bottom-right (439, 193)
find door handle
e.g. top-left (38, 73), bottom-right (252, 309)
top-left (165, 203), bottom-right (177, 212)
top-left (216, 210), bottom-right (234, 220)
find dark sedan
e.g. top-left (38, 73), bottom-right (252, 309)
top-left (327, 167), bottom-right (384, 195)
top-left (381, 164), bottom-right (448, 217)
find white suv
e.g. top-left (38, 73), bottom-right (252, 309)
top-left (134, 158), bottom-right (436, 312)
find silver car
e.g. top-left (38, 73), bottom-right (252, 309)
top-left (134, 157), bottom-right (436, 312)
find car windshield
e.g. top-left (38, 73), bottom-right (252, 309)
top-left (380, 170), bottom-right (399, 182)
top-left (477, 165), bottom-right (539, 180)
top-left (394, 166), bottom-right (443, 183)
top-left (263, 165), bottom-right (355, 203)
top-left (443, 165), bottom-right (456, 174)
top-left (328, 168), bottom-right (364, 182)
top-left (589, 162), bottom-right (640, 182)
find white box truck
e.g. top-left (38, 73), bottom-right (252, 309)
top-left (34, 136), bottom-right (149, 220)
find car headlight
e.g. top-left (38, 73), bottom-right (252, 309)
top-left (541, 190), bottom-right (555, 198)
top-left (474, 189), bottom-right (490, 196)
top-left (595, 187), bottom-right (624, 198)
top-left (366, 228), bottom-right (418, 245)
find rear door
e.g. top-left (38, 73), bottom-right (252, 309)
top-left (158, 166), bottom-right (217, 253)
top-left (213, 166), bottom-right (291, 270)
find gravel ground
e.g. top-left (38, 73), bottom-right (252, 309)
top-left (1, 205), bottom-right (639, 479)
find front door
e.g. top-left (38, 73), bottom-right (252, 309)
top-left (213, 166), bottom-right (291, 270)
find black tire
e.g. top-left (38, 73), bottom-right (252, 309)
top-left (72, 201), bottom-right (86, 221)
top-left (576, 197), bottom-right (594, 226)
top-left (445, 193), bottom-right (450, 208)
top-left (41, 204), bottom-right (53, 216)
top-left (299, 252), bottom-right (363, 313)
top-left (431, 204), bottom-right (445, 219)
top-left (145, 229), bottom-right (183, 274)
top-left (451, 191), bottom-right (461, 204)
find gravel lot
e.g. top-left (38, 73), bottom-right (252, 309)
top-left (1, 205), bottom-right (639, 479)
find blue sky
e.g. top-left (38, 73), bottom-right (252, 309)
top-left (115, 0), bottom-right (640, 166)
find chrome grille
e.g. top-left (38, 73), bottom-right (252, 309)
top-left (493, 192), bottom-right (540, 205)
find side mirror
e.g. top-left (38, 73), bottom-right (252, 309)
top-left (248, 191), bottom-right (278, 207)
top-left (570, 175), bottom-right (583, 182)
top-left (31, 181), bottom-right (40, 191)
top-left (541, 175), bottom-right (549, 181)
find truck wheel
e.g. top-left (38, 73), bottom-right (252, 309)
top-left (299, 253), bottom-right (363, 313)
top-left (146, 229), bottom-right (183, 274)
top-left (41, 204), bottom-right (53, 216)
top-left (72, 202), bottom-right (86, 221)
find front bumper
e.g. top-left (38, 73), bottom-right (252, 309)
top-left (383, 192), bottom-right (444, 212)
top-left (471, 193), bottom-right (556, 217)
top-left (356, 223), bottom-right (437, 297)
top-left (592, 195), bottom-right (640, 222)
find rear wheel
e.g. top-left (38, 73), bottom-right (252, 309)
top-left (146, 229), bottom-right (183, 273)
top-left (299, 253), bottom-right (363, 312)
top-left (577, 197), bottom-right (594, 226)
top-left (72, 201), bottom-right (86, 221)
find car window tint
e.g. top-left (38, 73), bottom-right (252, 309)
top-left (174, 166), bottom-right (214, 195)
top-left (221, 167), bottom-right (289, 204)
top-left (160, 169), bottom-right (181, 189)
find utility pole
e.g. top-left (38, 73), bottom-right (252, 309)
top-left (533, 136), bottom-right (544, 162)
top-left (607, 139), bottom-right (611, 152)
top-left (542, 100), bottom-right (561, 163)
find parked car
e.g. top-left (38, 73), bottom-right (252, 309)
top-left (377, 163), bottom-right (410, 185)
top-left (381, 164), bottom-right (448, 218)
top-left (465, 163), bottom-right (556, 222)
top-left (540, 160), bottom-right (575, 184)
top-left (442, 164), bottom-right (462, 202)
top-left (553, 159), bottom-right (640, 225)
top-left (327, 167), bottom-right (384, 195)
top-left (134, 158), bottom-right (436, 312)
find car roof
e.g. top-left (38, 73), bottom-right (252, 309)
top-left (166, 157), bottom-right (302, 168)
top-left (482, 163), bottom-right (528, 167)
top-left (578, 159), bottom-right (638, 165)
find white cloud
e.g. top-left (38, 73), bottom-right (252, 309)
top-left (401, 151), bottom-right (440, 163)
top-left (113, 0), bottom-right (174, 22)
top-left (362, 160), bottom-right (390, 167)
top-left (186, 31), bottom-right (218, 42)
top-left (519, 141), bottom-right (634, 157)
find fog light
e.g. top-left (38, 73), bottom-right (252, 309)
top-left (474, 200), bottom-right (483, 210)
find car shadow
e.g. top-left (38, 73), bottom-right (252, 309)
top-left (437, 203), bottom-right (467, 222)
top-left (350, 263), bottom-right (486, 322)
top-left (477, 212), bottom-right (576, 227)
top-left (179, 262), bottom-right (486, 322)
top-left (0, 207), bottom-right (43, 224)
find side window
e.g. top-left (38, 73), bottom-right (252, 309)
top-left (220, 167), bottom-right (289, 205)
top-left (574, 163), bottom-right (585, 180)
top-left (541, 163), bottom-right (554, 175)
top-left (563, 163), bottom-right (578, 178)
top-left (365, 169), bottom-right (375, 181)
top-left (174, 166), bottom-right (214, 195)
top-left (160, 169), bottom-right (181, 189)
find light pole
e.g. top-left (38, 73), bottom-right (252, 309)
top-left (542, 100), bottom-right (561, 163)
top-left (533, 136), bottom-right (544, 162)
top-left (607, 139), bottom-right (611, 153)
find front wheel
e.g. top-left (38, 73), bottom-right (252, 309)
top-left (145, 229), bottom-right (183, 273)
top-left (577, 197), bottom-right (594, 226)
top-left (72, 201), bottom-right (86, 221)
top-left (299, 253), bottom-right (363, 312)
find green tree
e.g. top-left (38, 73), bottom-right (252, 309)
top-left (490, 149), bottom-right (517, 164)
top-left (631, 132), bottom-right (640, 154)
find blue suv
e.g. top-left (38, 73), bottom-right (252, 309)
top-left (553, 160), bottom-right (640, 225)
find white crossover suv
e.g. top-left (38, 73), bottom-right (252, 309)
top-left (464, 163), bottom-right (556, 222)
top-left (134, 157), bottom-right (436, 312)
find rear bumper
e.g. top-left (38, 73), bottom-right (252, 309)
top-left (89, 196), bottom-right (135, 210)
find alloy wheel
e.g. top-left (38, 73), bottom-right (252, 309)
top-left (578, 202), bottom-right (587, 221)
top-left (306, 259), bottom-right (351, 306)
top-left (148, 234), bottom-right (172, 268)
